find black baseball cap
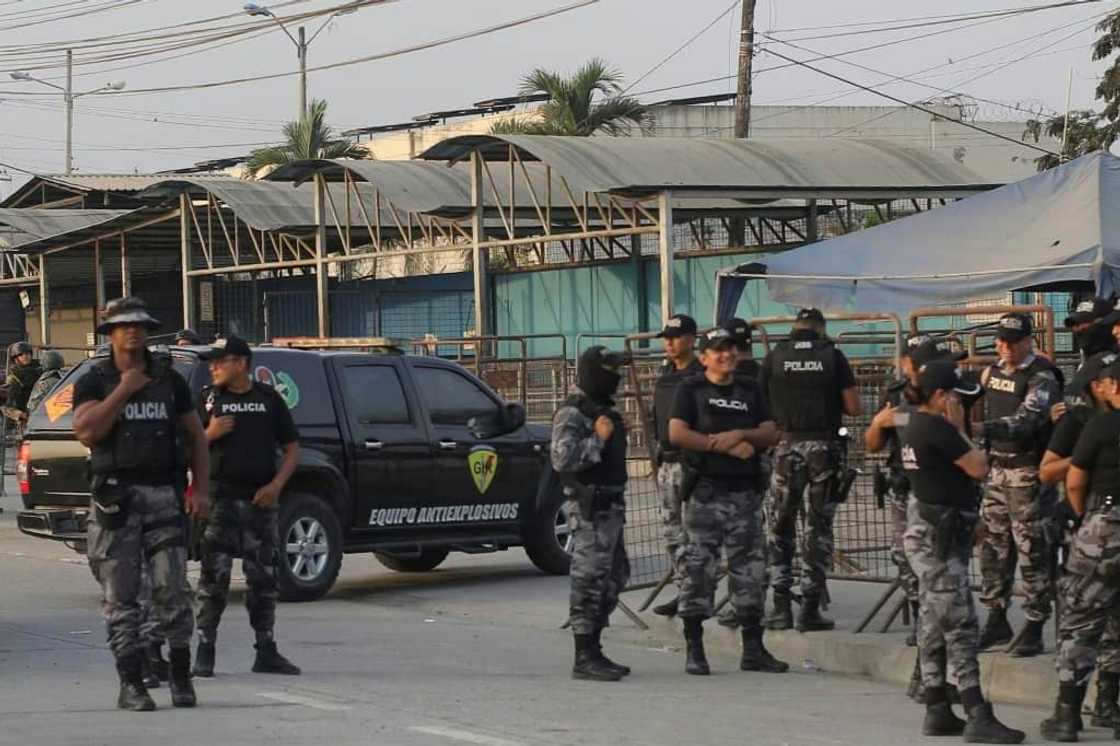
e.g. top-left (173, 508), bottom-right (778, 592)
top-left (96, 296), bottom-right (161, 334)
top-left (1065, 298), bottom-right (1114, 328)
top-left (658, 314), bottom-right (698, 339)
top-left (210, 335), bottom-right (252, 360)
top-left (796, 308), bottom-right (826, 324)
top-left (724, 317), bottom-right (752, 346)
top-left (906, 334), bottom-right (966, 366)
top-left (1070, 351), bottom-right (1120, 394)
top-left (1098, 299), bottom-right (1120, 328)
top-left (699, 327), bottom-right (736, 352)
top-left (917, 360), bottom-right (982, 397)
top-left (995, 313), bottom-right (1032, 343)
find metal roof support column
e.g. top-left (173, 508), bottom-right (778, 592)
top-left (181, 194), bottom-right (194, 329)
top-left (119, 232), bottom-right (131, 297)
top-left (94, 239), bottom-right (104, 310)
top-left (806, 198), bottom-right (818, 243)
top-left (658, 190), bottom-right (674, 325)
top-left (38, 255), bottom-right (49, 346)
top-left (314, 172), bottom-right (330, 337)
top-left (470, 149), bottom-right (489, 337)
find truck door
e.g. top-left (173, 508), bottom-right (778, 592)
top-left (408, 363), bottom-right (538, 529)
top-left (336, 361), bottom-right (433, 532)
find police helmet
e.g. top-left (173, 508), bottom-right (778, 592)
top-left (41, 350), bottom-right (64, 371)
top-left (7, 341), bottom-right (32, 360)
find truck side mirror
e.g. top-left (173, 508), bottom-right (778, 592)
top-left (467, 402), bottom-right (525, 439)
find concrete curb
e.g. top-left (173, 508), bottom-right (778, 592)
top-left (638, 615), bottom-right (1063, 709)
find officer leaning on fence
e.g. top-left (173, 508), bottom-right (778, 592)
top-left (649, 314), bottom-right (704, 619)
top-left (1040, 351), bottom-right (1120, 733)
top-left (551, 345), bottom-right (632, 682)
top-left (866, 335), bottom-right (965, 649)
top-left (975, 313), bottom-right (1063, 657)
top-left (4, 340), bottom-right (43, 417)
top-left (900, 360), bottom-right (1025, 744)
top-left (669, 325), bottom-right (785, 676)
top-left (193, 335), bottom-right (301, 679)
top-left (1040, 353), bottom-right (1120, 742)
top-left (759, 308), bottom-right (861, 633)
top-left (71, 297), bottom-right (211, 712)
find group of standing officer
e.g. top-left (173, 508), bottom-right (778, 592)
top-left (73, 297), bottom-right (301, 712)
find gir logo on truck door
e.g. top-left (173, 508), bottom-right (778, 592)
top-left (469, 446), bottom-right (499, 495)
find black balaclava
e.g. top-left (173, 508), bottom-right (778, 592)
top-left (1077, 322), bottom-right (1116, 358)
top-left (578, 345), bottom-right (625, 404)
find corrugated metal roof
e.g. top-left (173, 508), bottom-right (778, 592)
top-left (43, 173), bottom-right (229, 194)
top-left (7, 207), bottom-right (166, 254)
top-left (267, 160), bottom-right (470, 215)
top-left (0, 208), bottom-right (130, 241)
top-left (417, 135), bottom-right (997, 196)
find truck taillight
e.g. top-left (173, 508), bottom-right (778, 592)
top-left (16, 441), bottom-right (30, 495)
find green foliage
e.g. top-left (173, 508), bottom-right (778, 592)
top-left (246, 99), bottom-right (368, 177)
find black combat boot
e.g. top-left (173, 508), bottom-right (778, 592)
top-left (1092, 672), bottom-right (1120, 728)
top-left (922, 694), bottom-right (967, 737)
top-left (1040, 702), bottom-right (1081, 742)
top-left (682, 618), bottom-right (710, 676)
top-left (253, 640), bottom-right (302, 676)
top-left (147, 642), bottom-right (170, 682)
top-left (652, 596), bottom-right (679, 618)
top-left (168, 647), bottom-right (196, 708)
top-left (796, 598), bottom-right (835, 632)
top-left (906, 602), bottom-right (919, 647)
top-left (739, 625), bottom-right (788, 673)
top-left (591, 628), bottom-right (630, 677)
top-left (116, 654), bottom-right (156, 712)
top-left (964, 702), bottom-right (1025, 744)
top-left (192, 638), bottom-right (215, 678)
top-left (572, 634), bottom-right (622, 682)
top-left (765, 592), bottom-right (793, 631)
top-left (1009, 619), bottom-right (1045, 658)
top-left (978, 608), bottom-right (1014, 650)
top-left (140, 651), bottom-right (160, 690)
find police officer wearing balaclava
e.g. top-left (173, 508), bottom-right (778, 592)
top-left (551, 345), bottom-right (632, 682)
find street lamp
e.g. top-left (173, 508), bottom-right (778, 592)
top-left (243, 3), bottom-right (359, 120)
top-left (9, 51), bottom-right (125, 176)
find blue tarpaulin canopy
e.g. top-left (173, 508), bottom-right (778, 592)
top-left (715, 151), bottom-right (1120, 320)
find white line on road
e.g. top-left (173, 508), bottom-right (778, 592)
top-left (409, 725), bottom-right (526, 746)
top-left (255, 691), bottom-right (351, 711)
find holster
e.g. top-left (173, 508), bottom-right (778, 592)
top-left (873, 465), bottom-right (888, 509)
top-left (917, 502), bottom-right (977, 561)
top-left (678, 462), bottom-right (701, 504)
top-left (90, 474), bottom-right (129, 530)
top-left (835, 467), bottom-right (858, 504)
top-left (776, 451), bottom-right (808, 531)
top-left (560, 476), bottom-right (595, 521)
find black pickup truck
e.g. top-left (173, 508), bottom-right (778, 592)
top-left (16, 344), bottom-right (570, 601)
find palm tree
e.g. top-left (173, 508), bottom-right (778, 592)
top-left (246, 98), bottom-right (368, 177)
top-left (491, 58), bottom-right (651, 137)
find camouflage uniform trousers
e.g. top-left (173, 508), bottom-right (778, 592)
top-left (680, 479), bottom-right (768, 624)
top-left (978, 465), bottom-right (1052, 622)
top-left (766, 439), bottom-right (837, 602)
top-left (657, 461), bottom-right (686, 584)
top-left (903, 498), bottom-right (982, 693)
top-left (196, 497), bottom-right (279, 644)
top-left (890, 485), bottom-right (920, 603)
top-left (567, 500), bottom-right (629, 635)
top-left (1055, 509), bottom-right (1120, 685)
top-left (86, 483), bottom-right (193, 660)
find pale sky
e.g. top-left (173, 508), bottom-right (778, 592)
top-left (0, 0), bottom-right (1113, 193)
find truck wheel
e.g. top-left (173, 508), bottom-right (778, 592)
top-left (276, 492), bottom-right (343, 602)
top-left (374, 548), bottom-right (450, 573)
top-left (524, 488), bottom-right (572, 575)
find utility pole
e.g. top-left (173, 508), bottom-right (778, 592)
top-left (1060, 66), bottom-right (1074, 161)
top-left (732, 0), bottom-right (757, 139)
top-left (297, 26), bottom-right (308, 120)
top-left (64, 50), bottom-right (73, 176)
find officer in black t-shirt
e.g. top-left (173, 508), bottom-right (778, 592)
top-left (650, 314), bottom-right (703, 618)
top-left (193, 335), bottom-right (301, 679)
top-left (73, 297), bottom-right (211, 712)
top-left (669, 327), bottom-right (785, 677)
top-left (759, 308), bottom-right (861, 632)
top-left (900, 361), bottom-right (1024, 743)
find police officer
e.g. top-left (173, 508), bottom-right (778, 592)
top-left (669, 325), bottom-right (785, 676)
top-left (900, 361), bottom-right (1024, 744)
top-left (759, 308), bottom-right (861, 632)
top-left (4, 341), bottom-right (42, 417)
top-left (24, 349), bottom-right (64, 416)
top-left (975, 313), bottom-right (1063, 657)
top-left (1039, 351), bottom-right (1120, 731)
top-left (72, 297), bottom-right (210, 712)
top-left (174, 329), bottom-right (203, 346)
top-left (1041, 354), bottom-right (1120, 741)
top-left (551, 345), bottom-right (632, 682)
top-left (866, 335), bottom-right (964, 650)
top-left (650, 313), bottom-right (703, 618)
top-left (1065, 298), bottom-right (1115, 361)
top-left (193, 335), bottom-right (301, 678)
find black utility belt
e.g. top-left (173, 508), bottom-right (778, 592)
top-left (783, 431), bottom-right (835, 443)
top-left (214, 480), bottom-right (267, 499)
top-left (659, 449), bottom-right (683, 464)
top-left (1085, 494), bottom-right (1118, 513)
top-left (988, 450), bottom-right (1038, 469)
top-left (915, 501), bottom-right (977, 525)
top-left (699, 474), bottom-right (765, 492)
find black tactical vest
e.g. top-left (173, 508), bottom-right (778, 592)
top-left (767, 339), bottom-right (839, 434)
top-left (882, 379), bottom-right (916, 474)
top-left (684, 377), bottom-right (763, 478)
top-left (653, 358), bottom-right (702, 453)
top-left (984, 356), bottom-right (1059, 455)
top-left (564, 393), bottom-right (628, 488)
top-left (89, 356), bottom-right (179, 477)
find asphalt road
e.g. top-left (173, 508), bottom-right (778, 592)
top-left (0, 489), bottom-right (1068, 746)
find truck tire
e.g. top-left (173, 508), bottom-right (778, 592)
top-left (276, 492), bottom-right (343, 602)
top-left (374, 548), bottom-right (450, 573)
top-left (524, 487), bottom-right (573, 575)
